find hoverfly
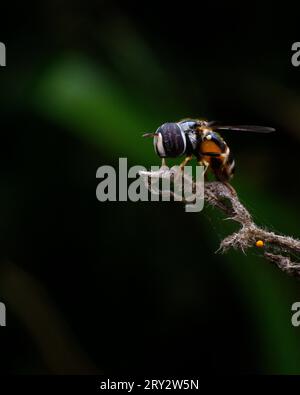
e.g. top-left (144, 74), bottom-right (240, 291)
top-left (143, 119), bottom-right (275, 192)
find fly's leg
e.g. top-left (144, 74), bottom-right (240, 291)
top-left (161, 158), bottom-right (168, 168)
top-left (211, 165), bottom-right (237, 196)
top-left (179, 155), bottom-right (193, 171)
top-left (197, 159), bottom-right (210, 181)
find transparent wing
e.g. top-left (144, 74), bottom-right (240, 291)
top-left (206, 122), bottom-right (275, 133)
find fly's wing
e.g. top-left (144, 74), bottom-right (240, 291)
top-left (206, 122), bottom-right (275, 133)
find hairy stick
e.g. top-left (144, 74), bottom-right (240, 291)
top-left (139, 168), bottom-right (300, 277)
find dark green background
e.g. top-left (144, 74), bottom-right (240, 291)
top-left (0, 1), bottom-right (300, 374)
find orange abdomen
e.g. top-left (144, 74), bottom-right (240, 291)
top-left (200, 140), bottom-right (223, 163)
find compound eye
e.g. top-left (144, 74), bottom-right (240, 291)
top-left (157, 123), bottom-right (186, 158)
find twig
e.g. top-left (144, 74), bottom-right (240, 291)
top-left (139, 168), bottom-right (300, 278)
